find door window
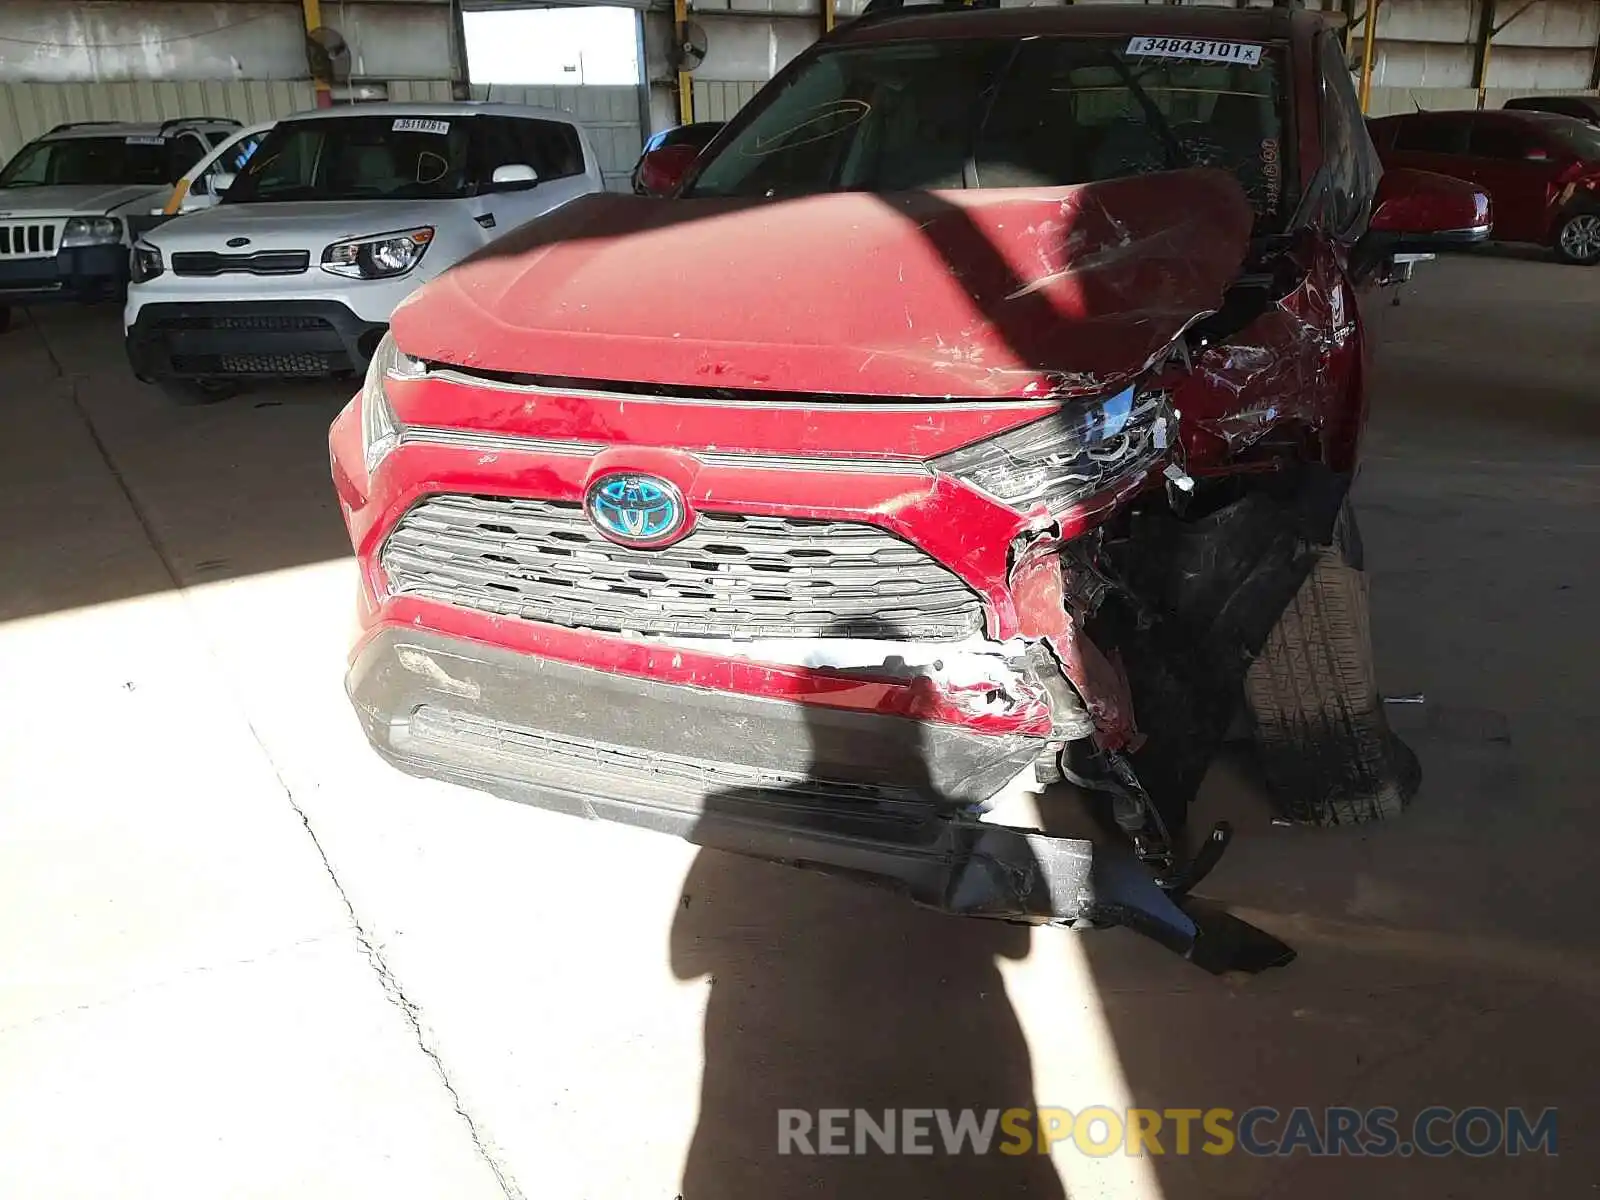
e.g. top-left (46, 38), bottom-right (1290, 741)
top-left (477, 118), bottom-right (586, 183)
top-left (1316, 31), bottom-right (1380, 235)
top-left (1393, 117), bottom-right (1469, 155)
top-left (1468, 121), bottom-right (1532, 160)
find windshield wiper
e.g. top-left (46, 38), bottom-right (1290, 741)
top-left (1102, 53), bottom-right (1191, 170)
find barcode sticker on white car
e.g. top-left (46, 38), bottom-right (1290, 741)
top-left (392, 118), bottom-right (451, 135)
top-left (1125, 37), bottom-right (1263, 66)
top-left (124, 135), bottom-right (168, 145)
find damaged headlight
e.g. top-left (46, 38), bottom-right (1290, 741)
top-left (933, 384), bottom-right (1173, 513)
top-left (360, 333), bottom-right (423, 474)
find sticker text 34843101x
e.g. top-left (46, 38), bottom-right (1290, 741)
top-left (1125, 37), bottom-right (1263, 67)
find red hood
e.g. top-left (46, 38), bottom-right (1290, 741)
top-left (392, 168), bottom-right (1254, 400)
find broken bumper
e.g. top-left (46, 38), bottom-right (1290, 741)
top-left (346, 624), bottom-right (1198, 940)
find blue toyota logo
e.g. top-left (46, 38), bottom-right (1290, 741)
top-left (584, 473), bottom-right (688, 548)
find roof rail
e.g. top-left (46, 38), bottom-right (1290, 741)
top-left (856, 0), bottom-right (999, 23)
top-left (45, 120), bottom-right (121, 135)
top-left (158, 116), bottom-right (243, 132)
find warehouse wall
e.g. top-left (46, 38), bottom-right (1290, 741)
top-left (0, 1), bottom-right (459, 83)
top-left (1371, 0), bottom-right (1600, 90)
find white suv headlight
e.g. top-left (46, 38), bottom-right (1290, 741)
top-left (323, 227), bottom-right (435, 280)
top-left (932, 384), bottom-right (1173, 514)
top-left (360, 333), bottom-right (424, 474)
top-left (62, 216), bottom-right (124, 247)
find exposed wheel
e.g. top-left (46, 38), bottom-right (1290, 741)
top-left (159, 377), bottom-right (240, 406)
top-left (1554, 210), bottom-right (1600, 265)
top-left (1243, 500), bottom-right (1420, 825)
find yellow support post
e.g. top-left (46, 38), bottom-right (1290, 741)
top-left (824, 0), bottom-right (836, 34)
top-left (303, 0), bottom-right (332, 108)
top-left (675, 0), bottom-right (694, 125)
top-left (1358, 0), bottom-right (1379, 114)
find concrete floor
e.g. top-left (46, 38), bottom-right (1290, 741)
top-left (1, 253), bottom-right (1596, 1199)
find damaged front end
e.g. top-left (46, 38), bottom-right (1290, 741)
top-left (338, 168), bottom-right (1417, 975)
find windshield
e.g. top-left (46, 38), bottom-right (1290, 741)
top-left (0, 136), bottom-right (174, 188)
top-left (687, 35), bottom-right (1294, 227)
top-left (223, 115), bottom-right (474, 203)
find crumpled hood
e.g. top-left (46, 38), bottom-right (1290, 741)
top-left (148, 199), bottom-right (453, 254)
top-left (392, 167), bottom-right (1254, 400)
top-left (0, 183), bottom-right (163, 217)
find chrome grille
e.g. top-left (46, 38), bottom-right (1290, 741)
top-left (382, 494), bottom-right (986, 640)
top-left (0, 222), bottom-right (58, 258)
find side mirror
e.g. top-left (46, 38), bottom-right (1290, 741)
top-left (1365, 167), bottom-right (1491, 255)
top-left (490, 163), bottom-right (538, 190)
top-left (210, 171), bottom-right (236, 195)
top-left (636, 143), bottom-right (700, 197)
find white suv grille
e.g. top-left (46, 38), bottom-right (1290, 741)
top-left (0, 221), bottom-right (59, 259)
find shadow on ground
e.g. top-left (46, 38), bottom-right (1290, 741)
top-left (1, 305), bottom-right (354, 623)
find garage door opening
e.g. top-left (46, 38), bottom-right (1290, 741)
top-left (463, 6), bottom-right (642, 87)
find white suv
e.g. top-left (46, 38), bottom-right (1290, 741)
top-left (0, 117), bottom-right (239, 331)
top-left (125, 102), bottom-right (604, 403)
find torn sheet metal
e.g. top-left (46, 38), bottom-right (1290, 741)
top-left (1009, 537), bottom-right (1137, 748)
top-left (1173, 241), bottom-right (1355, 463)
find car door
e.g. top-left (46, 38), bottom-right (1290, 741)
top-left (1460, 117), bottom-right (1567, 243)
top-left (465, 116), bottom-right (582, 239)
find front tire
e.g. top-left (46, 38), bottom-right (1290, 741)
top-left (1554, 210), bottom-right (1600, 265)
top-left (1243, 500), bottom-right (1420, 825)
top-left (159, 377), bottom-right (240, 406)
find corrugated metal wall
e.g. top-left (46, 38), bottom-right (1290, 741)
top-left (0, 81), bottom-right (643, 192)
top-left (0, 0), bottom-right (458, 84)
top-left (1372, 0), bottom-right (1600, 91)
top-left (691, 80), bottom-right (762, 122)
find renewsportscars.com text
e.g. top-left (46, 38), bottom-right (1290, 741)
top-left (777, 1106), bottom-right (1558, 1158)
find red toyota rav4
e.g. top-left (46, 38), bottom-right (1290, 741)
top-left (331, 3), bottom-right (1489, 968)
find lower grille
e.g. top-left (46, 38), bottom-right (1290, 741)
top-left (152, 313), bottom-right (332, 332)
top-left (408, 705), bottom-right (909, 805)
top-left (171, 351), bottom-right (339, 375)
top-left (0, 222), bottom-right (57, 258)
top-left (381, 494), bottom-right (986, 640)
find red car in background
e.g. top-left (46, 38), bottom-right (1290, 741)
top-left (1369, 108), bottom-right (1600, 264)
top-left (332, 2), bottom-right (1490, 969)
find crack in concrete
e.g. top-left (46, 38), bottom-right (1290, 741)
top-left (36, 314), bottom-right (524, 1200)
top-left (285, 801), bottom-right (528, 1200)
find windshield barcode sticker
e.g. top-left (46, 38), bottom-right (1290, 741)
top-left (392, 118), bottom-right (451, 135)
top-left (1126, 37), bottom-right (1263, 66)
top-left (124, 135), bottom-right (168, 145)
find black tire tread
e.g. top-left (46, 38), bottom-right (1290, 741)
top-left (1244, 504), bottom-right (1420, 825)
